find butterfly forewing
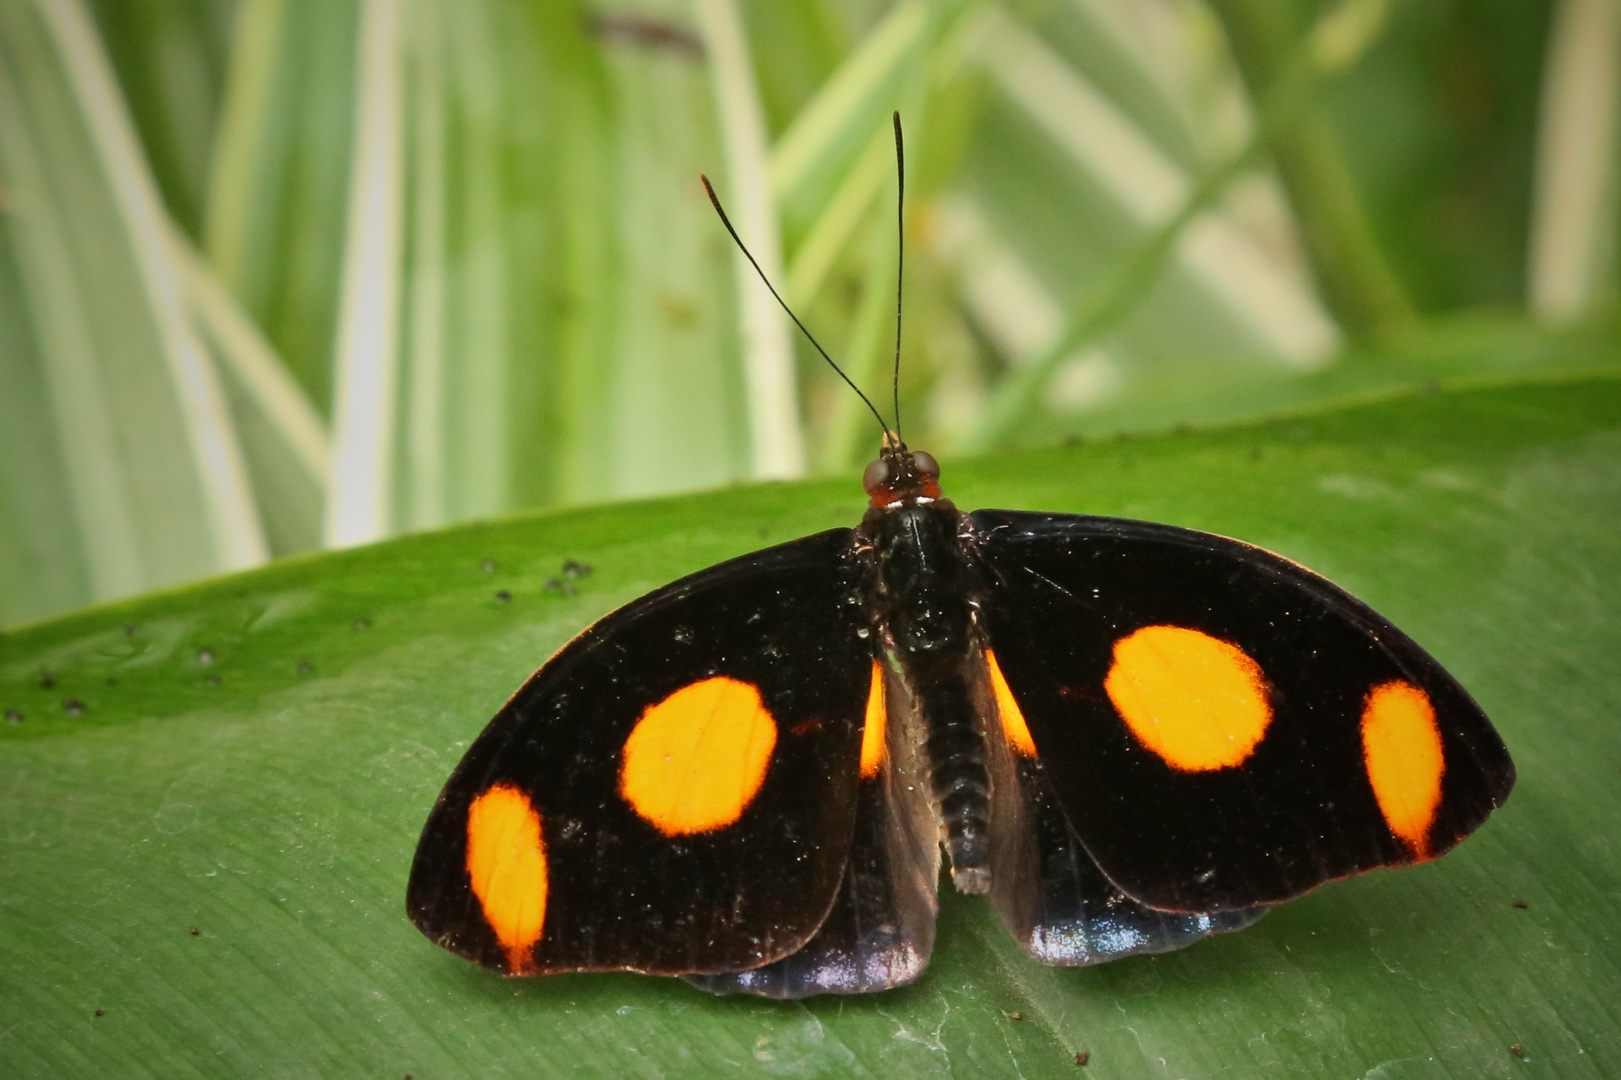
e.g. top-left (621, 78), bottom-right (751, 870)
top-left (407, 529), bottom-right (873, 977)
top-left (969, 509), bottom-right (1515, 913)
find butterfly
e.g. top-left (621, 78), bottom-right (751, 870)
top-left (406, 116), bottom-right (1514, 998)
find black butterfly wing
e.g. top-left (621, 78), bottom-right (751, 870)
top-left (970, 509), bottom-right (1515, 913)
top-left (986, 745), bottom-right (1267, 964)
top-left (407, 529), bottom-right (874, 977)
top-left (685, 662), bottom-right (941, 996)
top-left (978, 641), bottom-right (1265, 963)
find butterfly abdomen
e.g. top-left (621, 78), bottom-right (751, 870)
top-left (863, 499), bottom-right (993, 894)
top-left (915, 668), bottom-right (993, 893)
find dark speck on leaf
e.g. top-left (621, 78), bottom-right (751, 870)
top-left (63, 699), bottom-right (84, 716)
top-left (94, 1008), bottom-right (104, 1017)
top-left (495, 590), bottom-right (512, 604)
top-left (562, 559), bottom-right (592, 578)
top-left (5, 710), bottom-right (22, 723)
top-left (297, 660), bottom-right (314, 675)
top-left (39, 668), bottom-right (55, 689)
top-left (197, 648), bottom-right (214, 666)
top-left (1511, 1043), bottom-right (1525, 1058)
top-left (189, 926), bottom-right (200, 936)
top-left (354, 618), bottom-right (372, 630)
top-left (1512, 899), bottom-right (1529, 909)
top-left (544, 579), bottom-right (576, 597)
top-left (1075, 1051), bottom-right (1089, 1066)
top-left (1009, 1011), bottom-right (1022, 1021)
top-left (481, 558), bottom-right (497, 573)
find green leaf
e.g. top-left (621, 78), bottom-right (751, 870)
top-left (2, 372), bottom-right (1617, 1076)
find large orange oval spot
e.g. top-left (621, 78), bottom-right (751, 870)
top-left (620, 676), bottom-right (777, 836)
top-left (860, 662), bottom-right (886, 779)
top-left (986, 649), bottom-right (1037, 758)
top-left (1361, 680), bottom-right (1445, 857)
top-left (465, 783), bottom-right (548, 973)
top-left (1104, 626), bottom-right (1271, 771)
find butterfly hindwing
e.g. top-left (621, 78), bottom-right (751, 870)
top-left (970, 509), bottom-right (1515, 913)
top-left (407, 529), bottom-right (873, 977)
top-left (684, 661), bottom-right (942, 996)
top-left (978, 644), bottom-right (1264, 962)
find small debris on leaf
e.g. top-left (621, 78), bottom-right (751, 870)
top-left (63, 699), bottom-right (85, 716)
top-left (495, 590), bottom-right (512, 604)
top-left (481, 558), bottom-right (497, 573)
top-left (39, 668), bottom-right (55, 689)
top-left (1075, 1051), bottom-right (1090, 1066)
top-left (5, 710), bottom-right (21, 723)
top-left (197, 648), bottom-right (214, 666)
top-left (562, 559), bottom-right (592, 578)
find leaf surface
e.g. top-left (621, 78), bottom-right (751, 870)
top-left (1, 374), bottom-right (1617, 1077)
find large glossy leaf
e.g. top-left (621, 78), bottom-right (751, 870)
top-left (1, 373), bottom-right (1617, 1077)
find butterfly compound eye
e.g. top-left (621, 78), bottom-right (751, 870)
top-left (911, 451), bottom-right (940, 480)
top-left (863, 457), bottom-right (892, 494)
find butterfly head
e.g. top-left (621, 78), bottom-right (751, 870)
top-left (863, 435), bottom-right (942, 508)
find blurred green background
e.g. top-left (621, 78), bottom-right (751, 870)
top-left (0, 0), bottom-right (1616, 628)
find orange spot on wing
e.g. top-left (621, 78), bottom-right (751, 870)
top-left (465, 784), bottom-right (548, 974)
top-left (1361, 680), bottom-right (1445, 858)
top-left (619, 676), bottom-right (777, 835)
top-left (986, 649), bottom-right (1037, 757)
top-left (1104, 626), bottom-right (1271, 771)
top-left (860, 662), bottom-right (887, 779)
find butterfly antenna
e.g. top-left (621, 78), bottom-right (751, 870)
top-left (701, 175), bottom-right (890, 443)
top-left (891, 111), bottom-right (905, 447)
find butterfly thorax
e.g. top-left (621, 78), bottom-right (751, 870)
top-left (858, 449), bottom-right (994, 894)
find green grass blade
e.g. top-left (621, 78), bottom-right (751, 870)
top-left (41, 0), bottom-right (267, 569)
top-left (203, 0), bottom-right (360, 413)
top-left (1526, 0), bottom-right (1621, 322)
top-left (0, 0), bottom-right (269, 626)
top-left (770, 0), bottom-right (932, 225)
top-left (202, 0), bottom-right (289, 298)
top-left (0, 372), bottom-right (1616, 1076)
top-left (325, 0), bottom-right (405, 549)
top-left (697, 0), bottom-right (804, 480)
top-left (170, 221), bottom-right (329, 556)
top-left (84, 0), bottom-right (234, 237)
top-left (973, 7), bottom-right (1338, 367)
